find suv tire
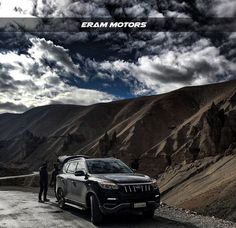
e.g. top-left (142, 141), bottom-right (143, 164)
top-left (57, 188), bottom-right (66, 209)
top-left (90, 195), bottom-right (103, 225)
top-left (143, 209), bottom-right (155, 218)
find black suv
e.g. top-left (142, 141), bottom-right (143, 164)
top-left (56, 156), bottom-right (160, 225)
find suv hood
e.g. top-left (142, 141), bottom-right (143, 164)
top-left (94, 173), bottom-right (151, 184)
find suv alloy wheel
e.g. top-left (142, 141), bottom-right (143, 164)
top-left (90, 195), bottom-right (103, 225)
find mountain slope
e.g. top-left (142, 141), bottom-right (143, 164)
top-left (139, 84), bottom-right (236, 175)
top-left (0, 80), bottom-right (235, 170)
top-left (158, 154), bottom-right (236, 222)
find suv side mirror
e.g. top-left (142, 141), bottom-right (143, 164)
top-left (75, 170), bottom-right (85, 176)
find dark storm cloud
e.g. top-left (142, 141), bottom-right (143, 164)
top-left (0, 102), bottom-right (29, 112)
top-left (0, 65), bottom-right (40, 94)
top-left (23, 62), bottom-right (43, 77)
top-left (146, 58), bottom-right (216, 84)
top-left (34, 0), bottom-right (157, 17)
top-left (0, 75), bottom-right (17, 92)
top-left (0, 64), bottom-right (17, 92)
top-left (0, 63), bottom-right (15, 73)
top-left (219, 33), bottom-right (236, 62)
top-left (46, 76), bottom-right (61, 85)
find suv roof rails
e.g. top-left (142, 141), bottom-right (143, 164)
top-left (57, 155), bottom-right (90, 164)
top-left (99, 157), bottom-right (116, 159)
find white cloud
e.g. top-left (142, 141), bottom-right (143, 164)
top-left (0, 0), bottom-right (35, 17)
top-left (98, 39), bottom-right (235, 94)
top-left (166, 11), bottom-right (190, 18)
top-left (214, 0), bottom-right (236, 17)
top-left (29, 37), bottom-right (82, 77)
top-left (52, 87), bottom-right (115, 105)
top-left (0, 37), bottom-right (116, 113)
top-left (0, 0), bottom-right (110, 17)
top-left (124, 4), bottom-right (149, 17)
top-left (229, 33), bottom-right (236, 40)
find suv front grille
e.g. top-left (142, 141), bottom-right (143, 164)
top-left (120, 183), bottom-right (152, 193)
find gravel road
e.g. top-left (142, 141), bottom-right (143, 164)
top-left (0, 187), bottom-right (235, 228)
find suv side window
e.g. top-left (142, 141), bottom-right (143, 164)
top-left (67, 162), bottom-right (77, 174)
top-left (63, 163), bottom-right (69, 173)
top-left (76, 160), bottom-right (86, 171)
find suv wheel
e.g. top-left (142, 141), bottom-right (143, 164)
top-left (143, 209), bottom-right (155, 218)
top-left (90, 195), bottom-right (103, 225)
top-left (57, 188), bottom-right (66, 209)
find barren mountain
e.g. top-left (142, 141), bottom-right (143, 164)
top-left (0, 80), bottom-right (236, 221)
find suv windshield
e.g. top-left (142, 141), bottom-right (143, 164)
top-left (86, 159), bottom-right (132, 174)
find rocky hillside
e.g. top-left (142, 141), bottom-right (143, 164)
top-left (158, 154), bottom-right (236, 222)
top-left (140, 84), bottom-right (236, 176)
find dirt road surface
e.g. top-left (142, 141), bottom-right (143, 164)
top-left (0, 187), bottom-right (235, 228)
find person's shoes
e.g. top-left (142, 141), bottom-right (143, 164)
top-left (38, 199), bottom-right (44, 203)
top-left (44, 198), bottom-right (50, 202)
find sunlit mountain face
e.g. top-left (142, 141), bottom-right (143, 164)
top-left (0, 0), bottom-right (235, 113)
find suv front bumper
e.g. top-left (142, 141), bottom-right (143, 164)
top-left (100, 200), bottom-right (160, 214)
top-left (94, 183), bottom-right (160, 215)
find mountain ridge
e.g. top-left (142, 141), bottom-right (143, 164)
top-left (0, 80), bottom-right (235, 168)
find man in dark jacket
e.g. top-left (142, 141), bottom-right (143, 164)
top-left (50, 163), bottom-right (59, 201)
top-left (38, 162), bottom-right (49, 203)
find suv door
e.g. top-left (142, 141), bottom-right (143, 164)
top-left (66, 161), bottom-right (77, 200)
top-left (70, 160), bottom-right (88, 206)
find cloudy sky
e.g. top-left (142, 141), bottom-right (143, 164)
top-left (0, 0), bottom-right (236, 113)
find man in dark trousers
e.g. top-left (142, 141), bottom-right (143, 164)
top-left (50, 163), bottom-right (59, 201)
top-left (38, 162), bottom-right (50, 203)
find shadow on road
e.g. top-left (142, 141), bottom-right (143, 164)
top-left (58, 203), bottom-right (197, 228)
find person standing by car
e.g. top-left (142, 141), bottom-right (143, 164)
top-left (50, 163), bottom-right (59, 201)
top-left (38, 162), bottom-right (49, 203)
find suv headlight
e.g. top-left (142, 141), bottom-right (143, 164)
top-left (98, 180), bottom-right (119, 190)
top-left (151, 179), bottom-right (159, 190)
